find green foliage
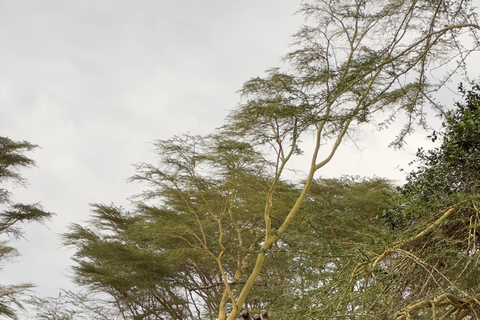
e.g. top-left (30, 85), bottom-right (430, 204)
top-left (0, 137), bottom-right (53, 233)
top-left (65, 146), bottom-right (397, 318)
top-left (64, 134), bottom-right (284, 319)
top-left (404, 83), bottom-right (480, 200)
top-left (63, 0), bottom-right (480, 318)
top-left (255, 177), bottom-right (398, 319)
top-left (0, 136), bottom-right (53, 318)
top-left (64, 205), bottom-right (188, 319)
top-left (0, 137), bottom-right (36, 185)
top-left (348, 84), bottom-right (480, 319)
top-left (230, 84), bottom-right (480, 319)
top-left (227, 0), bottom-right (479, 154)
top-left (63, 83), bottom-right (480, 318)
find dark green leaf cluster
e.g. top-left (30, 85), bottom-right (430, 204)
top-left (404, 84), bottom-right (480, 199)
top-left (358, 84), bottom-right (480, 319)
top-left (0, 137), bottom-right (36, 203)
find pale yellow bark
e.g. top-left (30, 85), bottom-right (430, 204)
top-left (373, 206), bottom-right (458, 269)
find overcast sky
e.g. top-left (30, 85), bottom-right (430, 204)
top-left (0, 0), bottom-right (479, 303)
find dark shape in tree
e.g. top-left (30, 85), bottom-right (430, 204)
top-left (240, 309), bottom-right (251, 320)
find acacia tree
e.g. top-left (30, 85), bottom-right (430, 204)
top-left (218, 0), bottom-right (480, 318)
top-left (62, 84), bottom-right (480, 319)
top-left (62, 85), bottom-right (480, 320)
top-left (64, 0), bottom-right (480, 319)
top-left (64, 135), bottom-right (308, 319)
top-left (0, 137), bottom-right (53, 318)
top-left (64, 147), bottom-right (396, 319)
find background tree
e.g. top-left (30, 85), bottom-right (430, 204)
top-left (0, 136), bottom-right (53, 318)
top-left (64, 135), bottom-right (296, 319)
top-left (64, 151), bottom-right (396, 319)
top-left (27, 290), bottom-right (127, 320)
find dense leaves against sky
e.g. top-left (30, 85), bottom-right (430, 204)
top-left (0, 137), bottom-right (53, 318)
top-left (404, 84), bottom-right (480, 200)
top-left (374, 84), bottom-right (480, 319)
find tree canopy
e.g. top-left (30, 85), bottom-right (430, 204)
top-left (0, 136), bottom-right (53, 318)
top-left (61, 83), bottom-right (480, 318)
top-left (384, 84), bottom-right (480, 319)
top-left (60, 0), bottom-right (480, 319)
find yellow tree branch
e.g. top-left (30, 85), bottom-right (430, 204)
top-left (394, 292), bottom-right (480, 319)
top-left (372, 206), bottom-right (458, 269)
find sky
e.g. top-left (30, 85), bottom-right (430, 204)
top-left (0, 0), bottom-right (479, 304)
